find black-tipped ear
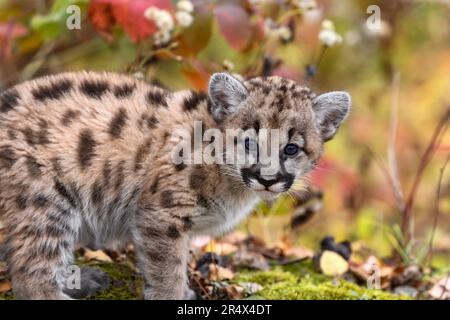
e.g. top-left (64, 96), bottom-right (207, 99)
top-left (313, 91), bottom-right (351, 141)
top-left (208, 73), bottom-right (248, 121)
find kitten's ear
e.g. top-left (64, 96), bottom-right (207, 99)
top-left (313, 91), bottom-right (351, 141)
top-left (208, 73), bottom-right (248, 121)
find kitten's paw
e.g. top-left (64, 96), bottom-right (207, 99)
top-left (63, 267), bottom-right (110, 299)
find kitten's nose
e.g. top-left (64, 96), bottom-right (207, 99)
top-left (256, 176), bottom-right (278, 188)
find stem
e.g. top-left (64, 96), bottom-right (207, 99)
top-left (427, 151), bottom-right (450, 267)
top-left (401, 107), bottom-right (450, 242)
top-left (388, 71), bottom-right (405, 213)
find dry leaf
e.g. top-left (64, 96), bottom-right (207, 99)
top-left (233, 249), bottom-right (270, 271)
top-left (84, 248), bottom-right (113, 263)
top-left (284, 246), bottom-right (314, 259)
top-left (208, 264), bottom-right (235, 281)
top-left (221, 284), bottom-right (245, 300)
top-left (319, 250), bottom-right (349, 276)
top-left (0, 280), bottom-right (11, 293)
top-left (220, 231), bottom-right (247, 245)
top-left (428, 276), bottom-right (450, 300)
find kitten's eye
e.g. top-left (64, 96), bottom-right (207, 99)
top-left (244, 137), bottom-right (258, 152)
top-left (284, 143), bottom-right (299, 156)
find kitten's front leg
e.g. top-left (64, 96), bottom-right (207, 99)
top-left (134, 213), bottom-right (191, 300)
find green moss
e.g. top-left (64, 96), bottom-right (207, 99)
top-left (84, 261), bottom-right (143, 300)
top-left (0, 260), bottom-right (144, 300)
top-left (234, 261), bottom-right (408, 300)
top-left (0, 290), bottom-right (14, 300)
top-left (0, 259), bottom-right (410, 300)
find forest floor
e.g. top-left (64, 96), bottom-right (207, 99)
top-left (1, 231), bottom-right (447, 300)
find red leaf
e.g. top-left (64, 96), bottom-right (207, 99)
top-left (0, 22), bottom-right (28, 58)
top-left (88, 0), bottom-right (173, 42)
top-left (182, 61), bottom-right (210, 91)
top-left (214, 3), bottom-right (252, 52)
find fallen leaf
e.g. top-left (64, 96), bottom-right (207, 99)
top-left (208, 264), bottom-right (235, 281)
top-left (84, 248), bottom-right (113, 263)
top-left (392, 265), bottom-right (422, 286)
top-left (232, 249), bottom-right (270, 271)
top-left (205, 241), bottom-right (238, 256)
top-left (220, 231), bottom-right (247, 245)
top-left (318, 250), bottom-right (349, 276)
top-left (283, 246), bottom-right (314, 259)
top-left (0, 280), bottom-right (11, 293)
top-left (221, 284), bottom-right (245, 300)
top-left (428, 276), bottom-right (450, 300)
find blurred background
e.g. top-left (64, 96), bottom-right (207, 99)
top-left (0, 0), bottom-right (449, 270)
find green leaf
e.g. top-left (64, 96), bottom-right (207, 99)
top-left (31, 0), bottom-right (88, 40)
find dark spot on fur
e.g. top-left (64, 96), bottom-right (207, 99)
top-left (51, 157), bottom-right (63, 175)
top-left (113, 83), bottom-right (135, 98)
top-left (102, 160), bottom-right (112, 187)
top-left (0, 146), bottom-right (16, 169)
top-left (21, 127), bottom-right (36, 146)
top-left (146, 249), bottom-right (165, 263)
top-left (7, 129), bottom-right (17, 140)
top-left (61, 109), bottom-right (80, 126)
top-left (160, 190), bottom-right (174, 208)
top-left (114, 161), bottom-right (125, 191)
top-left (54, 179), bottom-right (77, 208)
top-left (166, 225), bottom-right (180, 239)
top-left (189, 167), bottom-right (206, 190)
top-left (15, 195), bottom-right (27, 210)
top-left (175, 162), bottom-right (186, 171)
top-left (32, 195), bottom-right (49, 208)
top-left (1, 89), bottom-right (20, 112)
top-left (26, 156), bottom-right (43, 178)
top-left (77, 129), bottom-right (97, 169)
top-left (134, 139), bottom-right (151, 171)
top-left (31, 79), bottom-right (72, 101)
top-left (21, 122), bottom-right (50, 146)
top-left (108, 108), bottom-right (128, 139)
top-left (183, 91), bottom-right (208, 111)
top-left (181, 216), bottom-right (193, 231)
top-left (196, 195), bottom-right (208, 208)
top-left (91, 180), bottom-right (103, 205)
top-left (147, 90), bottom-right (167, 107)
top-left (79, 80), bottom-right (109, 99)
top-left (45, 225), bottom-right (65, 238)
top-left (146, 115), bottom-right (158, 129)
top-left (149, 177), bottom-right (159, 194)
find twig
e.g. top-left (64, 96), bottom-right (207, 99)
top-left (401, 107), bottom-right (450, 242)
top-left (427, 151), bottom-right (450, 267)
top-left (388, 71), bottom-right (406, 214)
top-left (280, 256), bottom-right (311, 266)
top-left (365, 145), bottom-right (403, 208)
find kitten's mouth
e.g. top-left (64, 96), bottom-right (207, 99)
top-left (242, 176), bottom-right (293, 195)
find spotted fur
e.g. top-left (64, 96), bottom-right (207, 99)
top-left (0, 71), bottom-right (350, 300)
